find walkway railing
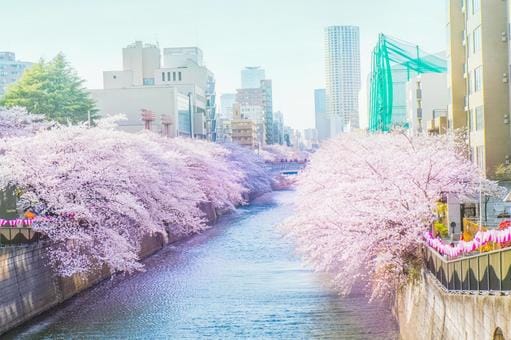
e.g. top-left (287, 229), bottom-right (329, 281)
top-left (0, 227), bottom-right (41, 247)
top-left (424, 245), bottom-right (511, 293)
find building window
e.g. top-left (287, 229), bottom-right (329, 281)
top-left (474, 66), bottom-right (483, 92)
top-left (143, 78), bottom-right (155, 86)
top-left (476, 145), bottom-right (484, 170)
top-left (167, 72), bottom-right (171, 81)
top-left (173, 72), bottom-right (176, 81)
top-left (113, 75), bottom-right (117, 79)
top-left (472, 0), bottom-right (480, 14)
top-left (475, 106), bottom-right (484, 131)
top-left (468, 108), bottom-right (473, 131)
top-left (178, 72), bottom-right (182, 81)
top-left (162, 72), bottom-right (165, 81)
top-left (473, 26), bottom-right (481, 54)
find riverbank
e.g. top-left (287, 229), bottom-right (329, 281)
top-left (0, 196), bottom-right (250, 336)
top-left (3, 190), bottom-right (398, 339)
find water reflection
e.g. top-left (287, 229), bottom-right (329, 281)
top-left (6, 190), bottom-right (398, 339)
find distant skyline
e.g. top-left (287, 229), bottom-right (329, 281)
top-left (1, 0), bottom-right (446, 130)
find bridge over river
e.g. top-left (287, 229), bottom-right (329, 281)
top-left (5, 190), bottom-right (398, 339)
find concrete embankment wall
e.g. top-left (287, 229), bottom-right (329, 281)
top-left (0, 201), bottom-right (220, 336)
top-left (396, 271), bottom-right (511, 340)
top-left (0, 233), bottom-right (167, 335)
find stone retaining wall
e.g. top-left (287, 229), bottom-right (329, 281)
top-left (396, 271), bottom-right (511, 340)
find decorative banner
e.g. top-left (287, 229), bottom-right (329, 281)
top-left (0, 218), bottom-right (38, 227)
top-left (424, 227), bottom-right (511, 258)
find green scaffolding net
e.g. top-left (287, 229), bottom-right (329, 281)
top-left (369, 34), bottom-right (448, 132)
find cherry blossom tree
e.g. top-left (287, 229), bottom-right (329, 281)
top-left (281, 131), bottom-right (502, 300)
top-left (261, 145), bottom-right (308, 163)
top-left (223, 143), bottom-right (275, 197)
top-left (0, 106), bottom-right (50, 138)
top-left (0, 118), bottom-right (274, 276)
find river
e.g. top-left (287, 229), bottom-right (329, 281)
top-left (6, 190), bottom-right (398, 339)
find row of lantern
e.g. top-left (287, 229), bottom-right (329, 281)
top-left (424, 228), bottom-right (511, 258)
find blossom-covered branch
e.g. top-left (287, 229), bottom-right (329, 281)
top-left (281, 131), bottom-right (501, 300)
top-left (0, 111), bottom-right (275, 276)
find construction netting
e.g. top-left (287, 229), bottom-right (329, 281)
top-left (369, 34), bottom-right (447, 132)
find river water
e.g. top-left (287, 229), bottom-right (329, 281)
top-left (6, 190), bottom-right (398, 339)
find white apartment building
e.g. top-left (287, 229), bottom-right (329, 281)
top-left (90, 41), bottom-right (214, 139)
top-left (324, 26), bottom-right (361, 135)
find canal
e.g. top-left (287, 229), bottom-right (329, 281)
top-left (6, 190), bottom-right (398, 339)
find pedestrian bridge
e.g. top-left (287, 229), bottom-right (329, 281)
top-left (268, 162), bottom-right (306, 176)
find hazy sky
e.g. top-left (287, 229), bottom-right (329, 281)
top-left (2, 0), bottom-right (446, 130)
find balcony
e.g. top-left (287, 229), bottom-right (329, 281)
top-left (427, 116), bottom-right (448, 135)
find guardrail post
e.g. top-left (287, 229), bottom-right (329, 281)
top-left (477, 256), bottom-right (480, 292)
top-left (468, 258), bottom-right (471, 291)
top-left (500, 250), bottom-right (503, 292)
top-left (486, 254), bottom-right (491, 291)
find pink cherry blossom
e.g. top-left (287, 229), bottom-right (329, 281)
top-left (281, 130), bottom-right (502, 300)
top-left (0, 111), bottom-right (275, 277)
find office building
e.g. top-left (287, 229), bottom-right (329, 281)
top-left (303, 128), bottom-right (319, 150)
top-left (231, 103), bottom-right (258, 148)
top-left (0, 52), bottom-right (32, 97)
top-left (324, 26), bottom-right (361, 134)
top-left (91, 41), bottom-right (214, 139)
top-left (220, 93), bottom-right (236, 119)
top-left (314, 89), bottom-right (329, 141)
top-left (241, 66), bottom-right (265, 89)
top-left (261, 79), bottom-right (273, 144)
top-left (236, 88), bottom-right (265, 146)
top-left (273, 111), bottom-right (284, 145)
top-left (163, 47), bottom-right (203, 68)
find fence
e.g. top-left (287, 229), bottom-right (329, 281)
top-left (0, 227), bottom-right (41, 246)
top-left (424, 245), bottom-right (511, 292)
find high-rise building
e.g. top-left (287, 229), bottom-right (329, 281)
top-left (237, 67), bottom-right (274, 144)
top-left (314, 89), bottom-right (329, 141)
top-left (324, 26), bottom-right (361, 134)
top-left (163, 47), bottom-right (203, 68)
top-left (303, 128), bottom-right (319, 150)
top-left (236, 87), bottom-right (265, 146)
top-left (241, 66), bottom-right (265, 89)
top-left (261, 79), bottom-right (273, 144)
top-left (447, 0), bottom-right (511, 178)
top-left (220, 93), bottom-right (236, 119)
top-left (0, 52), bottom-right (32, 97)
top-left (273, 111), bottom-right (284, 145)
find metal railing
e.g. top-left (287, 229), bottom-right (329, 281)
top-left (0, 227), bottom-right (41, 247)
top-left (424, 245), bottom-right (511, 292)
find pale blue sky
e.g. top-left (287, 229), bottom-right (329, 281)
top-left (2, 0), bottom-right (446, 129)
